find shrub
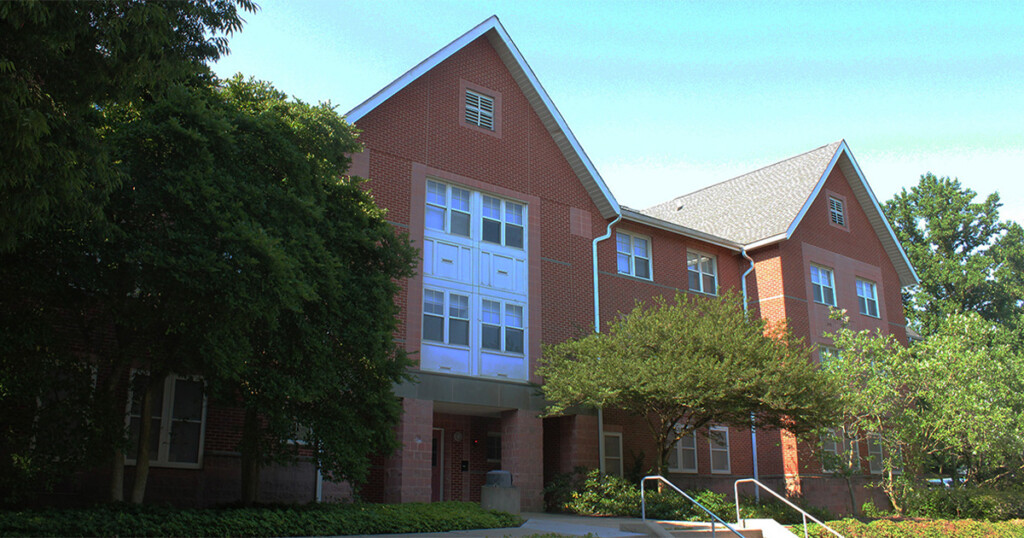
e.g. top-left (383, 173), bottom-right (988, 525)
top-left (807, 518), bottom-right (1024, 537)
top-left (0, 501), bottom-right (522, 537)
top-left (900, 486), bottom-right (1024, 522)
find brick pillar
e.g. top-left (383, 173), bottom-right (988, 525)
top-left (501, 409), bottom-right (544, 511)
top-left (781, 429), bottom-right (803, 497)
top-left (383, 398), bottom-right (433, 503)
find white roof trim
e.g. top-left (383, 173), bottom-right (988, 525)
top-left (622, 208), bottom-right (742, 252)
top-left (778, 140), bottom-right (919, 287)
top-left (345, 15), bottom-right (621, 219)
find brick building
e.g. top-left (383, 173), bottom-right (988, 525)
top-left (78, 16), bottom-right (916, 513)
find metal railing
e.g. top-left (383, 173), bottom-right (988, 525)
top-left (733, 478), bottom-right (844, 538)
top-left (641, 475), bottom-right (744, 537)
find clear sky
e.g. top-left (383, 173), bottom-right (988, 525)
top-left (213, 1), bottom-right (1024, 225)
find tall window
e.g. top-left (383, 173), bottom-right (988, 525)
top-left (426, 180), bottom-right (471, 237)
top-left (829, 196), bottom-right (845, 226)
top-left (481, 299), bottom-right (524, 354)
top-left (856, 279), bottom-right (879, 317)
top-left (866, 433), bottom-right (884, 474)
top-left (667, 430), bottom-right (698, 473)
top-left (821, 429), bottom-right (858, 473)
top-left (482, 196), bottom-right (525, 249)
top-left (423, 289), bottom-right (470, 346)
top-left (604, 432), bottom-right (623, 477)
top-left (127, 373), bottom-right (206, 468)
top-left (687, 251), bottom-right (718, 295)
top-left (819, 345), bottom-right (841, 363)
top-left (465, 90), bottom-right (495, 130)
top-left (709, 426), bottom-right (730, 474)
top-left (486, 432), bottom-right (502, 462)
top-left (616, 232), bottom-right (651, 279)
top-left (810, 265), bottom-right (836, 306)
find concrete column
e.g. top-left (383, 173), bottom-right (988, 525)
top-left (501, 409), bottom-right (544, 511)
top-left (383, 398), bottom-right (433, 503)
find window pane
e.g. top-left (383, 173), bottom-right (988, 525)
top-left (604, 435), bottom-right (621, 458)
top-left (868, 301), bottom-right (878, 317)
top-left (505, 223), bottom-right (524, 248)
top-left (482, 300), bottom-right (500, 324)
top-left (812, 285), bottom-right (823, 304)
top-left (449, 319), bottom-right (469, 346)
top-left (451, 211), bottom-right (470, 237)
top-left (425, 206), bottom-right (445, 231)
top-left (172, 379), bottom-right (203, 421)
top-left (824, 287), bottom-right (835, 306)
top-left (633, 238), bottom-right (648, 258)
top-left (450, 187), bottom-right (470, 211)
top-left (169, 421), bottom-right (201, 463)
top-left (505, 304), bottom-right (523, 328)
top-left (482, 219), bottom-right (501, 243)
top-left (618, 253), bottom-right (631, 274)
top-left (689, 269), bottom-right (700, 291)
top-left (635, 258), bottom-right (650, 279)
top-left (506, 327), bottom-right (524, 353)
top-left (858, 297), bottom-right (868, 315)
top-left (482, 325), bottom-right (501, 350)
top-left (426, 181), bottom-right (446, 205)
top-left (682, 448), bottom-right (697, 470)
top-left (667, 445), bottom-right (679, 469)
top-left (616, 233), bottom-right (630, 254)
top-left (449, 294), bottom-right (469, 319)
top-left (483, 196), bottom-right (501, 219)
top-left (422, 315), bottom-right (444, 342)
top-left (712, 451), bottom-right (729, 471)
top-left (424, 290), bottom-right (444, 315)
top-left (505, 202), bottom-right (523, 225)
top-left (703, 274), bottom-right (716, 294)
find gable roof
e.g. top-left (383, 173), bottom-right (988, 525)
top-left (643, 140), bottom-right (919, 287)
top-left (345, 16), bottom-right (621, 219)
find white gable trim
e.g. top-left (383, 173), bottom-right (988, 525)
top-left (781, 141), bottom-right (919, 287)
top-left (345, 16), bottom-right (621, 219)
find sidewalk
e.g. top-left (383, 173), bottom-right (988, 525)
top-left (361, 511), bottom-right (647, 537)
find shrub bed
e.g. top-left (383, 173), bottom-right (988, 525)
top-left (0, 501), bottom-right (522, 537)
top-left (807, 518), bottom-right (1024, 537)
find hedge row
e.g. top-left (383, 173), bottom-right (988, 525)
top-left (0, 501), bottom-right (523, 537)
top-left (807, 518), bottom-right (1024, 537)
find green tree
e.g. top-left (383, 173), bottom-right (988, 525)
top-left (538, 293), bottom-right (840, 474)
top-left (0, 0), bottom-right (255, 252)
top-left (884, 173), bottom-right (1024, 336)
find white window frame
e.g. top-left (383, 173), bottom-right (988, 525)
top-left (480, 297), bottom-right (526, 355)
top-left (856, 279), bottom-right (879, 318)
top-left (819, 345), bottom-right (840, 363)
top-left (616, 231), bottom-right (652, 280)
top-left (821, 428), bottom-right (859, 473)
top-left (810, 265), bottom-right (836, 306)
top-left (126, 372), bottom-right (207, 469)
top-left (687, 251), bottom-right (718, 295)
top-left (422, 288), bottom-right (471, 347)
top-left (425, 180), bottom-right (472, 238)
top-left (465, 89), bottom-right (495, 130)
top-left (667, 429), bottom-right (698, 473)
top-left (829, 196), bottom-right (846, 227)
top-left (604, 432), bottom-right (624, 477)
top-left (481, 195), bottom-right (525, 249)
top-left (709, 426), bottom-right (731, 474)
top-left (866, 433), bottom-right (884, 474)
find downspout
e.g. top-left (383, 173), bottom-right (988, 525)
top-left (741, 248), bottom-right (759, 501)
top-left (593, 214), bottom-right (622, 474)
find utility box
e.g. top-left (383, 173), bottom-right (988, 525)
top-left (481, 470), bottom-right (519, 514)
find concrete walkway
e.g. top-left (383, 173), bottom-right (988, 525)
top-left (360, 512), bottom-right (648, 537)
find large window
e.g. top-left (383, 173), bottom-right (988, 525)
top-left (482, 196), bottom-right (525, 249)
top-left (821, 429), bottom-right (858, 473)
top-left (810, 265), bottom-right (836, 306)
top-left (709, 426), bottom-right (730, 474)
top-left (866, 433), bottom-right (884, 474)
top-left (127, 373), bottom-right (206, 468)
top-left (423, 289), bottom-right (470, 346)
top-left (604, 432), bottom-right (623, 477)
top-left (687, 251), bottom-right (718, 295)
top-left (616, 232), bottom-right (651, 279)
top-left (426, 180), bottom-right (471, 237)
top-left (856, 279), bottom-right (879, 317)
top-left (481, 299), bottom-right (525, 354)
top-left (667, 430), bottom-right (698, 473)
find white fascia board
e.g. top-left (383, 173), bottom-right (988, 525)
top-left (344, 16), bottom-right (621, 218)
top-left (835, 141), bottom-right (920, 286)
top-left (621, 209), bottom-right (741, 252)
top-left (743, 233), bottom-right (788, 251)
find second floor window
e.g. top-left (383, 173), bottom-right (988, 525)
top-left (426, 180), bottom-right (471, 237)
top-left (856, 279), bottom-right (879, 317)
top-left (616, 232), bottom-right (651, 279)
top-left (482, 196), bottom-right (525, 249)
top-left (810, 265), bottom-right (836, 306)
top-left (687, 251), bottom-right (718, 295)
top-left (423, 289), bottom-right (470, 346)
top-left (482, 299), bottom-right (525, 354)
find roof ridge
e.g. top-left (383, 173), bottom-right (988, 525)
top-left (646, 140), bottom-right (843, 211)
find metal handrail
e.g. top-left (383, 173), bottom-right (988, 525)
top-left (733, 478), bottom-right (844, 538)
top-left (642, 475), bottom-right (744, 537)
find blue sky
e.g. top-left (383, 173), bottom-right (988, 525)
top-left (213, 1), bottom-right (1024, 224)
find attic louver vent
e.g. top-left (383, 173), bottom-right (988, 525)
top-left (829, 196), bottom-right (845, 226)
top-left (465, 90), bottom-right (495, 130)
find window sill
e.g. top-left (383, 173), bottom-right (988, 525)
top-left (813, 300), bottom-right (837, 307)
top-left (668, 468), bottom-right (698, 474)
top-left (688, 289), bottom-right (718, 297)
top-left (710, 469), bottom-right (731, 475)
top-left (616, 271), bottom-right (653, 282)
top-left (860, 312), bottom-right (881, 319)
top-left (126, 460), bottom-right (202, 470)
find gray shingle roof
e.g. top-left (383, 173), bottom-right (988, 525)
top-left (643, 141), bottom-right (843, 245)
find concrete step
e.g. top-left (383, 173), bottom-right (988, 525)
top-left (620, 520), bottom-right (762, 537)
top-left (739, 519), bottom-right (800, 538)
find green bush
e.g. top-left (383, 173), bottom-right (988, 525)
top-left (807, 517), bottom-right (1024, 537)
top-left (0, 501), bottom-right (522, 537)
top-left (900, 486), bottom-right (1024, 522)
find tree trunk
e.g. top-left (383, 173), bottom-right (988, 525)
top-left (130, 376), bottom-right (160, 504)
top-left (109, 448), bottom-right (125, 502)
top-left (845, 476), bottom-right (859, 517)
top-left (240, 406), bottom-right (262, 505)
